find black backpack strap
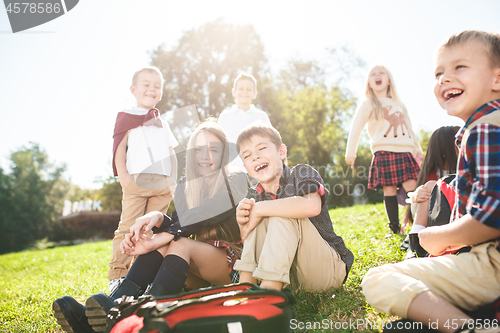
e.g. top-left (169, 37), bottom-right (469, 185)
top-left (222, 167), bottom-right (236, 208)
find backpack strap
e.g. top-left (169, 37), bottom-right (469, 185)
top-left (461, 111), bottom-right (500, 152)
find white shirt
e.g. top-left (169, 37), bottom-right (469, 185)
top-left (124, 107), bottom-right (179, 176)
top-left (218, 105), bottom-right (272, 171)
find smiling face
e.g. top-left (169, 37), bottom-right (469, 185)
top-left (368, 66), bottom-right (390, 98)
top-left (239, 134), bottom-right (287, 192)
top-left (194, 131), bottom-right (224, 177)
top-left (130, 71), bottom-right (163, 110)
top-left (232, 79), bottom-right (257, 109)
top-left (434, 40), bottom-right (500, 121)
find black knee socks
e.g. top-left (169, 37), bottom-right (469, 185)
top-left (153, 254), bottom-right (190, 295)
top-left (384, 195), bottom-right (400, 233)
top-left (126, 250), bottom-right (164, 290)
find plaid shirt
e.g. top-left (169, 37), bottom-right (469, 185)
top-left (453, 100), bottom-right (500, 229)
top-left (246, 164), bottom-right (354, 274)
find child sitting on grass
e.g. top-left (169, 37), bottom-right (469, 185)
top-left (362, 30), bottom-right (500, 333)
top-left (233, 124), bottom-right (353, 291)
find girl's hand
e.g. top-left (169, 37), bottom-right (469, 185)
top-left (121, 232), bottom-right (174, 256)
top-left (120, 233), bottom-right (137, 255)
top-left (345, 157), bottom-right (356, 169)
top-left (130, 211), bottom-right (164, 242)
top-left (121, 236), bottom-right (156, 256)
top-left (410, 185), bottom-right (431, 203)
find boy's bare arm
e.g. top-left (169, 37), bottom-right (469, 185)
top-left (419, 214), bottom-right (500, 256)
top-left (239, 192), bottom-right (322, 240)
top-left (253, 192), bottom-right (322, 219)
top-left (116, 132), bottom-right (130, 188)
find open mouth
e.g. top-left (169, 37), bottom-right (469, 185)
top-left (199, 163), bottom-right (212, 168)
top-left (443, 89), bottom-right (463, 101)
top-left (254, 163), bottom-right (269, 172)
top-left (375, 78), bottom-right (382, 85)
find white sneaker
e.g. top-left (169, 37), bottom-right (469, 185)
top-left (109, 278), bottom-right (124, 293)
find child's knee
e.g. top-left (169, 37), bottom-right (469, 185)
top-left (361, 266), bottom-right (385, 301)
top-left (267, 216), bottom-right (299, 234)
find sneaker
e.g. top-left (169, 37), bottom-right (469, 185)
top-left (108, 278), bottom-right (123, 293)
top-left (400, 235), bottom-right (410, 251)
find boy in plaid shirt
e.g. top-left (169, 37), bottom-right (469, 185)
top-left (362, 30), bottom-right (500, 333)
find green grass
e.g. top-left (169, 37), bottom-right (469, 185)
top-left (0, 203), bottom-right (406, 332)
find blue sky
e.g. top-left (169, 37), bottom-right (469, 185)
top-left (0, 0), bottom-right (499, 189)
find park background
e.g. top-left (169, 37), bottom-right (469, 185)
top-left (1, 0), bottom-right (499, 252)
top-left (1, 1), bottom-right (500, 332)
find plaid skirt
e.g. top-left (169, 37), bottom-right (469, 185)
top-left (368, 151), bottom-right (420, 189)
top-left (204, 240), bottom-right (242, 283)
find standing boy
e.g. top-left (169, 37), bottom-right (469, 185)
top-left (218, 72), bottom-right (271, 171)
top-left (233, 124), bottom-right (353, 291)
top-left (362, 31), bottom-right (500, 333)
top-left (109, 66), bottom-right (178, 284)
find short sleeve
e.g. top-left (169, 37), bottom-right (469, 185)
top-left (290, 164), bottom-right (328, 207)
top-left (464, 124), bottom-right (500, 228)
top-left (162, 120), bottom-right (179, 148)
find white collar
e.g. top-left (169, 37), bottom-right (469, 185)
top-left (123, 107), bottom-right (149, 115)
top-left (230, 104), bottom-right (256, 113)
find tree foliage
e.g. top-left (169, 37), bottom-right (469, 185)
top-left (98, 176), bottom-right (122, 211)
top-left (151, 19), bottom-right (268, 119)
top-left (0, 143), bottom-right (69, 253)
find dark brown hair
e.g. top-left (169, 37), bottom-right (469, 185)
top-left (236, 123), bottom-right (282, 154)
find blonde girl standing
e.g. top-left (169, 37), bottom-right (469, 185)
top-left (345, 65), bottom-right (423, 234)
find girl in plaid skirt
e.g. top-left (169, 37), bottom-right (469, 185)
top-left (345, 65), bottom-right (423, 234)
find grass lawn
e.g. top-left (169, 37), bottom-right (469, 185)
top-left (0, 203), bottom-right (406, 332)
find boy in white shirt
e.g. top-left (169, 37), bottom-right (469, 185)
top-left (218, 72), bottom-right (271, 171)
top-left (109, 66), bottom-right (178, 283)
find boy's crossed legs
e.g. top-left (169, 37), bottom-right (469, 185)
top-left (235, 216), bottom-right (346, 291)
top-left (362, 242), bottom-right (500, 332)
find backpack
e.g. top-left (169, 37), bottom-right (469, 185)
top-left (108, 283), bottom-right (296, 333)
top-left (427, 174), bottom-right (456, 227)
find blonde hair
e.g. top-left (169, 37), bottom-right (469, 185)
top-left (364, 65), bottom-right (407, 120)
top-left (184, 120), bottom-right (241, 244)
top-left (132, 66), bottom-right (164, 85)
top-left (233, 72), bottom-right (257, 90)
top-left (439, 30), bottom-right (500, 68)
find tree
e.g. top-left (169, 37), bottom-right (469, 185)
top-left (151, 19), bottom-right (268, 119)
top-left (0, 143), bottom-right (69, 253)
top-left (98, 176), bottom-right (122, 211)
top-left (417, 129), bottom-right (432, 155)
